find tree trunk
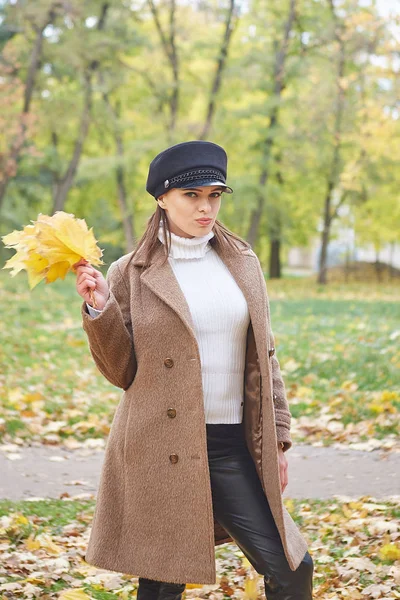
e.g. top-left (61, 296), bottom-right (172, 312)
top-left (0, 3), bottom-right (59, 212)
top-left (200, 0), bottom-right (237, 140)
top-left (148, 0), bottom-right (180, 138)
top-left (317, 186), bottom-right (333, 285)
top-left (116, 163), bottom-right (135, 252)
top-left (389, 242), bottom-right (395, 281)
top-left (246, 0), bottom-right (296, 247)
top-left (317, 0), bottom-right (346, 285)
top-left (114, 102), bottom-right (135, 252)
top-left (51, 3), bottom-right (109, 214)
top-left (269, 239), bottom-right (281, 278)
top-left (52, 74), bottom-right (92, 213)
top-left (344, 244), bottom-right (350, 283)
top-left (374, 248), bottom-right (382, 283)
top-left (99, 71), bottom-right (136, 252)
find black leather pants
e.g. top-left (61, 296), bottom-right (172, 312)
top-left (137, 422), bottom-right (313, 600)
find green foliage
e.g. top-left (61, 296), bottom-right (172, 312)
top-left (0, 0), bottom-right (398, 264)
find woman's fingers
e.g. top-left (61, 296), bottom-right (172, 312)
top-left (77, 273), bottom-right (96, 285)
top-left (82, 279), bottom-right (96, 289)
top-left (72, 258), bottom-right (88, 272)
top-left (279, 452), bottom-right (288, 493)
top-left (75, 265), bottom-right (95, 276)
top-left (77, 268), bottom-right (103, 283)
top-left (73, 261), bottom-right (109, 309)
top-left (75, 265), bottom-right (97, 297)
top-left (77, 277), bottom-right (95, 292)
top-left (283, 461), bottom-right (288, 491)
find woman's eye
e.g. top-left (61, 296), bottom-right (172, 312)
top-left (184, 191), bottom-right (221, 198)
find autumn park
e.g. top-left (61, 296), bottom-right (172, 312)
top-left (0, 0), bottom-right (399, 598)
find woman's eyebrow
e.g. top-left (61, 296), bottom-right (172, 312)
top-left (183, 187), bottom-right (223, 191)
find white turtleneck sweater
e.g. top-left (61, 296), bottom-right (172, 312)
top-left (86, 223), bottom-right (250, 423)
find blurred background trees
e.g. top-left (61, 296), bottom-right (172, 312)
top-left (1, 0), bottom-right (399, 282)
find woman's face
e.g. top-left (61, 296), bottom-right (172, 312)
top-left (157, 186), bottom-right (223, 238)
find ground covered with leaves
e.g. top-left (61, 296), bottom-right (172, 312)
top-left (1, 272), bottom-right (399, 598)
top-left (0, 495), bottom-right (399, 599)
top-left (1, 272), bottom-right (399, 452)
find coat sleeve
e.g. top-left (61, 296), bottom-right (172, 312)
top-left (80, 259), bottom-right (137, 391)
top-left (253, 252), bottom-right (292, 452)
top-left (86, 302), bottom-right (103, 317)
top-left (267, 321), bottom-right (293, 453)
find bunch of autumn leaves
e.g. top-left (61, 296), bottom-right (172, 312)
top-left (2, 212), bottom-right (104, 298)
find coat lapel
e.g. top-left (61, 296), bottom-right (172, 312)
top-left (138, 241), bottom-right (198, 347)
top-left (133, 237), bottom-right (269, 370)
top-left (221, 246), bottom-right (270, 376)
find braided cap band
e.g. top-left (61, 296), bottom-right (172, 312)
top-left (164, 169), bottom-right (226, 189)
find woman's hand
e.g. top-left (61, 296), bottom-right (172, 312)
top-left (278, 444), bottom-right (288, 494)
top-left (73, 258), bottom-right (109, 310)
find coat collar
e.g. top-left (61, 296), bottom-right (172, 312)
top-left (131, 237), bottom-right (269, 373)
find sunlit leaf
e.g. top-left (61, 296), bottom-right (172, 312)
top-left (58, 589), bottom-right (92, 600)
top-left (2, 211), bottom-right (104, 289)
top-left (379, 543), bottom-right (400, 562)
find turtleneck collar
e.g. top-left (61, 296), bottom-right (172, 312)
top-left (157, 219), bottom-right (215, 259)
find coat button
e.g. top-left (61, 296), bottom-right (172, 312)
top-left (167, 408), bottom-right (176, 418)
top-left (269, 347), bottom-right (275, 357)
top-left (164, 357), bottom-right (174, 368)
top-left (169, 453), bottom-right (179, 464)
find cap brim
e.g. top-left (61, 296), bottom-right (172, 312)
top-left (179, 179), bottom-right (233, 194)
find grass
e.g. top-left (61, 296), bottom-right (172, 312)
top-left (0, 270), bottom-right (399, 448)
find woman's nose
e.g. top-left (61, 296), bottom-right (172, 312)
top-left (199, 198), bottom-right (212, 211)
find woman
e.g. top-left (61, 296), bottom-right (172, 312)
top-left (74, 140), bottom-right (314, 600)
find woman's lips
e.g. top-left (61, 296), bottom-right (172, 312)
top-left (196, 219), bottom-right (212, 224)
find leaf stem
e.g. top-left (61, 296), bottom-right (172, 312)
top-left (89, 288), bottom-right (97, 308)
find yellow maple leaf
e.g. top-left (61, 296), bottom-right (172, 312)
top-left (36, 213), bottom-right (101, 266)
top-left (244, 568), bottom-right (259, 600)
top-left (46, 261), bottom-right (72, 283)
top-left (14, 514), bottom-right (29, 526)
top-left (2, 211), bottom-right (104, 290)
top-left (58, 589), bottom-right (92, 600)
top-left (36, 532), bottom-right (63, 554)
top-left (242, 556), bottom-right (252, 568)
top-left (379, 543), bottom-right (400, 561)
top-left (25, 534), bottom-right (41, 551)
top-left (2, 223), bottom-right (38, 249)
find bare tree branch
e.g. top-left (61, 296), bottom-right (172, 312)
top-left (147, 0), bottom-right (180, 136)
top-left (200, 0), bottom-right (239, 140)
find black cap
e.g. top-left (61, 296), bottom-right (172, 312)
top-left (146, 140), bottom-right (233, 199)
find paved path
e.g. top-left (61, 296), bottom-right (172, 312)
top-left (1, 444), bottom-right (399, 501)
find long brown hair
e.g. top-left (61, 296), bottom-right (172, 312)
top-left (122, 203), bottom-right (251, 273)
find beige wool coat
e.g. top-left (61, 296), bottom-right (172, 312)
top-left (80, 234), bottom-right (309, 585)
